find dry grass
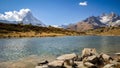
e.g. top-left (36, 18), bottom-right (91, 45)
top-left (86, 26), bottom-right (120, 36)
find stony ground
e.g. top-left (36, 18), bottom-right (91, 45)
top-left (36, 48), bottom-right (120, 68)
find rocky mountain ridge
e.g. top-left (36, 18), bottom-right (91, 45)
top-left (66, 12), bottom-right (120, 32)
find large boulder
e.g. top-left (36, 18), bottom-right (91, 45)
top-left (74, 61), bottom-right (97, 68)
top-left (83, 55), bottom-right (99, 64)
top-left (84, 62), bottom-right (97, 68)
top-left (110, 61), bottom-right (120, 68)
top-left (81, 48), bottom-right (98, 58)
top-left (103, 64), bottom-right (116, 68)
top-left (99, 53), bottom-right (113, 64)
top-left (56, 53), bottom-right (77, 66)
top-left (64, 60), bottom-right (78, 68)
top-left (48, 60), bottom-right (65, 68)
top-left (56, 53), bottom-right (77, 61)
top-left (74, 61), bottom-right (87, 68)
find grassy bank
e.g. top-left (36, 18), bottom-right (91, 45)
top-left (0, 22), bottom-right (120, 38)
top-left (86, 26), bottom-right (120, 36)
top-left (0, 22), bottom-right (85, 38)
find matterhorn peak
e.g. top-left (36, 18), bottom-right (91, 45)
top-left (22, 10), bottom-right (46, 26)
top-left (0, 8), bottom-right (46, 26)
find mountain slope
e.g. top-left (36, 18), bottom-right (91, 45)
top-left (66, 12), bottom-right (120, 32)
top-left (22, 11), bottom-right (45, 26)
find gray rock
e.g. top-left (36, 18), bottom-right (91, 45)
top-left (48, 60), bottom-right (65, 68)
top-left (110, 61), bottom-right (120, 68)
top-left (64, 60), bottom-right (73, 66)
top-left (56, 53), bottom-right (77, 61)
top-left (99, 53), bottom-right (113, 63)
top-left (103, 64), bottom-right (116, 68)
top-left (82, 48), bottom-right (98, 58)
top-left (115, 53), bottom-right (120, 56)
top-left (115, 53), bottom-right (120, 62)
top-left (35, 65), bottom-right (48, 68)
top-left (74, 61), bottom-right (87, 68)
top-left (64, 60), bottom-right (78, 68)
top-left (56, 53), bottom-right (77, 67)
top-left (84, 62), bottom-right (97, 68)
top-left (83, 55), bottom-right (99, 64)
top-left (116, 57), bottom-right (120, 62)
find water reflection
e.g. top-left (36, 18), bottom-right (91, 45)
top-left (0, 38), bottom-right (30, 61)
top-left (99, 36), bottom-right (120, 53)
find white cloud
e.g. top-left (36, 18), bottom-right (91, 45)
top-left (0, 8), bottom-right (30, 21)
top-left (79, 1), bottom-right (87, 6)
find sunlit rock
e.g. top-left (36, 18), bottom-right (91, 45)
top-left (99, 53), bottom-right (113, 64)
top-left (48, 60), bottom-right (64, 68)
top-left (84, 62), bottom-right (97, 68)
top-left (82, 48), bottom-right (98, 58)
top-left (35, 65), bottom-right (48, 68)
top-left (103, 64), bottom-right (116, 68)
top-left (56, 53), bottom-right (77, 61)
top-left (83, 55), bottom-right (99, 64)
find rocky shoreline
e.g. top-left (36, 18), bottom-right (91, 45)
top-left (35, 48), bottom-right (120, 68)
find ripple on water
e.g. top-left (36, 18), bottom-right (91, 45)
top-left (0, 36), bottom-right (120, 66)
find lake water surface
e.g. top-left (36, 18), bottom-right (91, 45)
top-left (0, 36), bottom-right (120, 62)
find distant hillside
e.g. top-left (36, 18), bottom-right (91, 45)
top-left (86, 26), bottom-right (120, 36)
top-left (0, 22), bottom-right (85, 38)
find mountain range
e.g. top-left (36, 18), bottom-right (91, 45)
top-left (65, 12), bottom-right (120, 32)
top-left (0, 9), bottom-right (120, 32)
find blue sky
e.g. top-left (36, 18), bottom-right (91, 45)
top-left (0, 0), bottom-right (120, 25)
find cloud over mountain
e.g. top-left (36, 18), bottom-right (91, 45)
top-left (0, 8), bottom-right (30, 21)
top-left (0, 8), bottom-right (46, 26)
top-left (79, 1), bottom-right (87, 6)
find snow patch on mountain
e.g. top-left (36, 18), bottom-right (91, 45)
top-left (100, 12), bottom-right (120, 26)
top-left (100, 15), bottom-right (111, 24)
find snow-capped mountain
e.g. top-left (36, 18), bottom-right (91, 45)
top-left (22, 11), bottom-right (45, 26)
top-left (0, 9), bottom-right (46, 26)
top-left (65, 12), bottom-right (120, 31)
top-left (100, 12), bottom-right (120, 26)
top-left (83, 16), bottom-right (105, 26)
